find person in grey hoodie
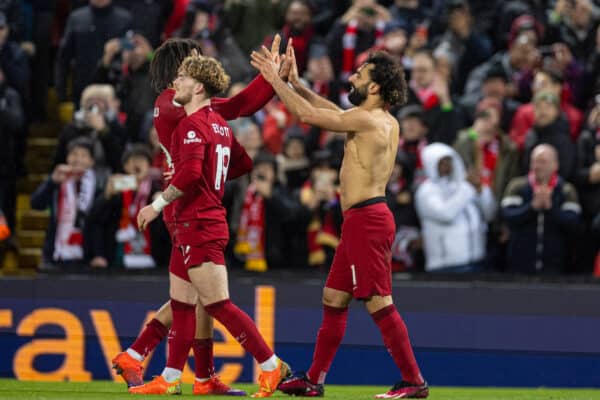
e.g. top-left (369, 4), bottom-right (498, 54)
top-left (415, 143), bottom-right (497, 272)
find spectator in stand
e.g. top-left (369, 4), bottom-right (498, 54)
top-left (386, 151), bottom-right (422, 272)
top-left (265, 0), bottom-right (321, 76)
top-left (303, 43), bottom-right (336, 102)
top-left (94, 32), bottom-right (155, 142)
top-left (223, 0), bottom-right (286, 54)
top-left (0, 11), bottom-right (29, 106)
top-left (585, 25), bottom-right (600, 104)
top-left (389, 0), bottom-right (434, 32)
top-left (523, 91), bottom-right (577, 180)
top-left (234, 152), bottom-right (307, 271)
top-left (53, 84), bottom-right (127, 176)
top-left (356, 19), bottom-right (411, 68)
top-left (510, 66), bottom-right (583, 150)
top-left (177, 0), bottom-right (252, 83)
top-left (0, 0), bottom-right (22, 41)
top-left (262, 98), bottom-right (310, 154)
top-left (87, 144), bottom-right (169, 269)
top-left (547, 0), bottom-right (599, 62)
top-left (454, 97), bottom-right (520, 203)
top-left (55, 0), bottom-right (131, 106)
top-left (454, 97), bottom-right (519, 270)
top-left (326, 0), bottom-right (391, 106)
top-left (31, 137), bottom-right (102, 271)
top-left (460, 64), bottom-right (521, 133)
top-left (277, 126), bottom-right (311, 191)
top-left (224, 117), bottom-right (264, 251)
top-left (416, 143), bottom-right (497, 273)
top-left (114, 0), bottom-right (173, 47)
top-left (0, 66), bottom-right (24, 232)
top-left (397, 104), bottom-right (428, 185)
top-left (406, 49), bottom-right (462, 145)
top-left (574, 102), bottom-right (600, 272)
top-left (0, 10), bottom-right (30, 175)
top-left (299, 150), bottom-right (342, 269)
top-left (501, 144), bottom-right (581, 274)
top-left (432, 0), bottom-right (493, 95)
top-left (465, 31), bottom-right (540, 104)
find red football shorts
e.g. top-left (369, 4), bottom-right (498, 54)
top-left (166, 222), bottom-right (227, 282)
top-left (325, 198), bottom-right (395, 300)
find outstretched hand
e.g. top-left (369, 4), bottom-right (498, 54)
top-left (284, 39), bottom-right (300, 86)
top-left (251, 46), bottom-right (281, 84)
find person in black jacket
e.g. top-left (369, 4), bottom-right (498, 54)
top-left (501, 144), bottom-right (581, 274)
top-left (87, 144), bottom-right (168, 269)
top-left (53, 84), bottom-right (126, 175)
top-left (55, 0), bottom-right (131, 105)
top-left (233, 152), bottom-right (309, 271)
top-left (0, 67), bottom-right (23, 231)
top-left (94, 32), bottom-right (155, 142)
top-left (523, 91), bottom-right (577, 180)
top-left (573, 103), bottom-right (600, 272)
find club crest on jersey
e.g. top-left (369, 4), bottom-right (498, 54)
top-left (184, 130), bottom-right (202, 144)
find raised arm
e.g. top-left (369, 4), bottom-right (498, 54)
top-left (251, 46), bottom-right (372, 133)
top-left (211, 35), bottom-right (283, 120)
top-left (285, 42), bottom-right (341, 112)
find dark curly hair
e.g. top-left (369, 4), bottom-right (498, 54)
top-left (365, 52), bottom-right (407, 107)
top-left (150, 38), bottom-right (203, 93)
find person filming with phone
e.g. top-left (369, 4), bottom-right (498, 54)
top-left (53, 84), bottom-right (127, 175)
top-left (94, 31), bottom-right (156, 141)
top-left (87, 144), bottom-right (168, 270)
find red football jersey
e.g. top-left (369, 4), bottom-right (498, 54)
top-left (154, 81), bottom-right (269, 223)
top-left (169, 106), bottom-right (249, 245)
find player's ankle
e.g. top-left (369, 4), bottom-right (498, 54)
top-left (259, 354), bottom-right (278, 371)
top-left (126, 348), bottom-right (144, 362)
top-left (162, 367), bottom-right (182, 382)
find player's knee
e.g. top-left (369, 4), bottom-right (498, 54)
top-left (322, 289), bottom-right (351, 308)
top-left (365, 295), bottom-right (393, 315)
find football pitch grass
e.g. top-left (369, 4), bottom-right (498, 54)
top-left (0, 380), bottom-right (599, 400)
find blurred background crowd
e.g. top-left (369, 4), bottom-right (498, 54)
top-left (1, 0), bottom-right (600, 277)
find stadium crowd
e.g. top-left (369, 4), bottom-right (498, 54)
top-left (1, 0), bottom-right (600, 275)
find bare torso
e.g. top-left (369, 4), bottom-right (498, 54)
top-left (339, 107), bottom-right (399, 211)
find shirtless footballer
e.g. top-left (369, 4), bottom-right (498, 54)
top-left (251, 44), bottom-right (428, 399)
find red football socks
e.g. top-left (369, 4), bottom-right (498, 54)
top-left (193, 338), bottom-right (215, 379)
top-left (130, 318), bottom-right (169, 358)
top-left (204, 299), bottom-right (273, 363)
top-left (166, 299), bottom-right (196, 371)
top-left (306, 305), bottom-right (348, 384)
top-left (371, 305), bottom-right (423, 385)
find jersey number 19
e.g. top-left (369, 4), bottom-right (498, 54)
top-left (214, 144), bottom-right (230, 190)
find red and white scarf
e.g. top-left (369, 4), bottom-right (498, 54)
top-left (409, 80), bottom-right (439, 110)
top-left (53, 170), bottom-right (96, 261)
top-left (528, 171), bottom-right (558, 191)
top-left (339, 19), bottom-right (385, 108)
top-left (116, 178), bottom-right (155, 269)
top-left (234, 184), bottom-right (267, 272)
top-left (480, 139), bottom-right (499, 187)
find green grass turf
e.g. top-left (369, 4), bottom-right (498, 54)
top-left (0, 379), bottom-right (598, 400)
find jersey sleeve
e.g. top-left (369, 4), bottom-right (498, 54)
top-left (228, 134), bottom-right (253, 180)
top-left (211, 74), bottom-right (274, 120)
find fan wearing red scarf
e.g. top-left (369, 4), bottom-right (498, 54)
top-left (111, 37), bottom-right (288, 395)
